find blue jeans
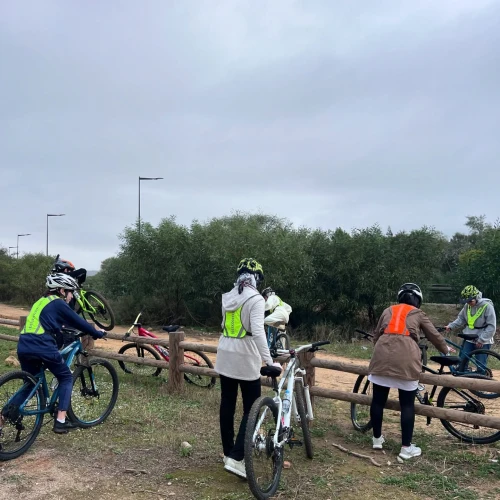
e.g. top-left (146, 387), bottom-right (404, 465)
top-left (460, 341), bottom-right (492, 373)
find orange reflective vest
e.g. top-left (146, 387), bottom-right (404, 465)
top-left (383, 304), bottom-right (416, 336)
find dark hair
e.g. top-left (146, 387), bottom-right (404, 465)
top-left (398, 291), bottom-right (421, 308)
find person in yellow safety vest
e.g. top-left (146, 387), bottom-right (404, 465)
top-left (445, 285), bottom-right (496, 370)
top-left (215, 258), bottom-right (281, 480)
top-left (261, 287), bottom-right (292, 328)
top-left (0, 273), bottom-right (105, 435)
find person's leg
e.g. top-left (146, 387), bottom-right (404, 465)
top-left (230, 377), bottom-right (261, 461)
top-left (370, 384), bottom-right (390, 439)
top-left (219, 375), bottom-right (239, 457)
top-left (472, 344), bottom-right (492, 374)
top-left (460, 341), bottom-right (476, 370)
top-left (398, 389), bottom-right (417, 447)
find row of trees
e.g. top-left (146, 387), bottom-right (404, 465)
top-left (1, 214), bottom-right (498, 332)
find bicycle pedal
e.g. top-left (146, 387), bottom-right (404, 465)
top-left (288, 438), bottom-right (303, 448)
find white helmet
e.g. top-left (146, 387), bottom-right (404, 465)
top-left (397, 283), bottom-right (423, 305)
top-left (46, 273), bottom-right (79, 291)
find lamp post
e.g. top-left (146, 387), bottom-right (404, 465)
top-left (17, 233), bottom-right (31, 259)
top-left (8, 246), bottom-right (16, 257)
top-left (46, 214), bottom-right (65, 256)
top-left (138, 176), bottom-right (163, 233)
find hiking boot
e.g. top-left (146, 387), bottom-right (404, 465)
top-left (372, 435), bottom-right (385, 449)
top-left (53, 419), bottom-right (79, 434)
top-left (399, 444), bottom-right (421, 460)
top-left (224, 457), bottom-right (246, 479)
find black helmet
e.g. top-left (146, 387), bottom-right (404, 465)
top-left (397, 283), bottom-right (423, 307)
top-left (261, 287), bottom-right (274, 301)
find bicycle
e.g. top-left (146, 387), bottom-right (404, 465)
top-left (117, 312), bottom-right (216, 388)
top-left (0, 328), bottom-right (119, 461)
top-left (351, 329), bottom-right (500, 444)
top-left (52, 254), bottom-right (115, 331)
top-left (265, 324), bottom-right (290, 351)
top-left (244, 340), bottom-right (330, 500)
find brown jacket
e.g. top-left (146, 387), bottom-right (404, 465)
top-left (368, 306), bottom-right (449, 381)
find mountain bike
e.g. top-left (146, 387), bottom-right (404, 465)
top-left (351, 329), bottom-right (500, 444)
top-left (117, 312), bottom-right (216, 388)
top-left (265, 324), bottom-right (290, 351)
top-left (0, 329), bottom-right (119, 461)
top-left (244, 340), bottom-right (330, 500)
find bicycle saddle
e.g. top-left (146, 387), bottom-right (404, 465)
top-left (162, 324), bottom-right (180, 333)
top-left (261, 365), bottom-right (282, 378)
top-left (430, 355), bottom-right (461, 367)
top-left (458, 332), bottom-right (479, 341)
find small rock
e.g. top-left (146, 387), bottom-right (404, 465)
top-left (180, 441), bottom-right (192, 450)
top-left (167, 482), bottom-right (172, 486)
top-left (5, 356), bottom-right (20, 367)
top-left (397, 456), bottom-right (404, 464)
top-left (387, 461), bottom-right (391, 466)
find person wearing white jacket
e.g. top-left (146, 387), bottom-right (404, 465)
top-left (262, 287), bottom-right (293, 328)
top-left (215, 258), bottom-right (281, 479)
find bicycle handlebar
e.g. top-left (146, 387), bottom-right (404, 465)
top-left (273, 340), bottom-right (330, 357)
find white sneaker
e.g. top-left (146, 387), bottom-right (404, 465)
top-left (372, 435), bottom-right (385, 449)
top-left (399, 444), bottom-right (421, 460)
top-left (223, 455), bottom-right (228, 464)
top-left (224, 457), bottom-right (246, 479)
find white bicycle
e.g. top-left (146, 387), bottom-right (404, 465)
top-left (244, 340), bottom-right (330, 500)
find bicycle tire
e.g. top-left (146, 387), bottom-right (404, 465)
top-left (351, 374), bottom-right (373, 432)
top-left (244, 396), bottom-right (282, 500)
top-left (458, 349), bottom-right (500, 399)
top-left (118, 343), bottom-right (163, 377)
top-left (83, 290), bottom-right (115, 331)
top-left (294, 380), bottom-right (313, 459)
top-left (436, 373), bottom-right (500, 444)
top-left (0, 371), bottom-right (45, 461)
top-left (275, 333), bottom-right (290, 351)
top-left (183, 350), bottom-right (216, 388)
top-left (68, 358), bottom-right (119, 428)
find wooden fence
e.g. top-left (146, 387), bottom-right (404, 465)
top-left (2, 316), bottom-right (500, 432)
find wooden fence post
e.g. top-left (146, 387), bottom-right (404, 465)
top-left (167, 330), bottom-right (185, 394)
top-left (298, 349), bottom-right (316, 408)
top-left (19, 316), bottom-right (27, 332)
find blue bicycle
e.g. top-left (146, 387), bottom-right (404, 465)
top-left (0, 328), bottom-right (119, 461)
top-left (266, 325), bottom-right (290, 352)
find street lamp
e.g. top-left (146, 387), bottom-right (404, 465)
top-left (17, 233), bottom-right (31, 259)
top-left (8, 246), bottom-right (16, 257)
top-left (138, 176), bottom-right (163, 233)
top-left (46, 214), bottom-right (65, 256)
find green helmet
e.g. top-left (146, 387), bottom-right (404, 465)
top-left (237, 258), bottom-right (264, 281)
top-left (460, 285), bottom-right (480, 303)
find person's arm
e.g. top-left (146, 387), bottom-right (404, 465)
top-left (249, 297), bottom-right (274, 366)
top-left (55, 300), bottom-right (105, 338)
top-left (478, 304), bottom-right (496, 344)
top-left (372, 312), bottom-right (386, 345)
top-left (447, 306), bottom-right (467, 330)
top-left (420, 313), bottom-right (449, 354)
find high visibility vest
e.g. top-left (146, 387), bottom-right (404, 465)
top-left (223, 294), bottom-right (259, 338)
top-left (383, 304), bottom-right (416, 336)
top-left (21, 295), bottom-right (61, 335)
top-left (467, 304), bottom-right (488, 329)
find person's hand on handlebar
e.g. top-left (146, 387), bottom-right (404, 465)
top-left (93, 329), bottom-right (107, 340)
top-left (271, 362), bottom-right (282, 371)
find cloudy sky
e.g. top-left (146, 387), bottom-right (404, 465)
top-left (1, 1), bottom-right (499, 269)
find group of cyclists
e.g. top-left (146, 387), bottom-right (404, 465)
top-left (1, 255), bottom-right (496, 477)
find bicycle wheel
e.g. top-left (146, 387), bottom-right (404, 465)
top-left (275, 333), bottom-right (290, 351)
top-left (244, 396), bottom-right (283, 500)
top-left (458, 349), bottom-right (500, 399)
top-left (351, 374), bottom-right (373, 432)
top-left (437, 373), bottom-right (500, 444)
top-left (68, 358), bottom-right (119, 428)
top-left (83, 290), bottom-right (115, 331)
top-left (294, 380), bottom-right (313, 459)
top-left (0, 371), bottom-right (45, 461)
top-left (183, 350), bottom-right (216, 388)
top-left (118, 343), bottom-right (163, 377)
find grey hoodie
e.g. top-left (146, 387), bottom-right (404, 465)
top-left (447, 294), bottom-right (497, 345)
top-left (215, 285), bottom-right (274, 381)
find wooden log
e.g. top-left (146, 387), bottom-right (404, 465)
top-left (0, 333), bottom-right (19, 343)
top-left (310, 357), bottom-right (500, 393)
top-left (104, 331), bottom-right (171, 348)
top-left (167, 331), bottom-right (185, 394)
top-left (19, 316), bottom-right (27, 330)
top-left (88, 348), bottom-right (169, 369)
top-left (0, 318), bottom-right (20, 326)
top-left (179, 341), bottom-right (218, 354)
top-left (310, 386), bottom-right (500, 430)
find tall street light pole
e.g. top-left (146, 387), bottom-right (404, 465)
top-left (46, 214), bottom-right (65, 256)
top-left (17, 233), bottom-right (31, 259)
top-left (138, 176), bottom-right (163, 234)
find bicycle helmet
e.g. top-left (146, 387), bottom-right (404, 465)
top-left (397, 283), bottom-right (423, 307)
top-left (46, 273), bottom-right (79, 291)
top-left (237, 258), bottom-right (264, 281)
top-left (261, 287), bottom-right (275, 301)
top-left (52, 258), bottom-right (75, 273)
top-left (460, 285), bottom-right (480, 303)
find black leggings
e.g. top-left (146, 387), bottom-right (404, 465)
top-left (370, 383), bottom-right (417, 447)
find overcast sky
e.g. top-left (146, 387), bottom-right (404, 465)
top-left (1, 1), bottom-right (499, 269)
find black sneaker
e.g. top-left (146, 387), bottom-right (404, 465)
top-left (53, 419), bottom-right (79, 434)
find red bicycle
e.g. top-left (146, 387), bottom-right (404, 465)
top-left (117, 312), bottom-right (216, 388)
